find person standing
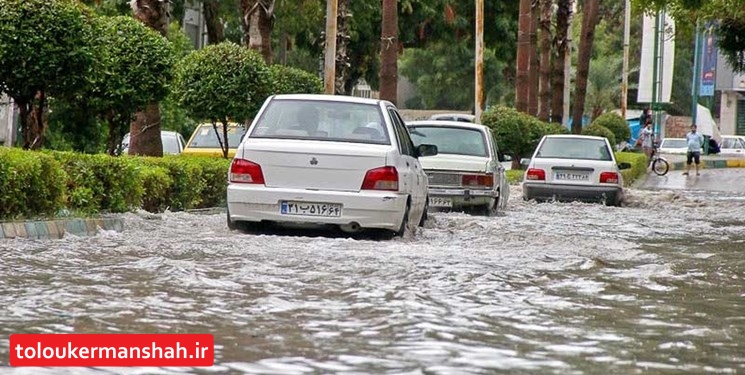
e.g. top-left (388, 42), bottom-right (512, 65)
top-left (684, 124), bottom-right (705, 176)
top-left (640, 119), bottom-right (655, 170)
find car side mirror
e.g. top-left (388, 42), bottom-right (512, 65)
top-left (520, 158), bottom-right (531, 168)
top-left (618, 162), bottom-right (632, 170)
top-left (416, 144), bottom-right (438, 158)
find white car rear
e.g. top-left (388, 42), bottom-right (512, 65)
top-left (659, 138), bottom-right (701, 154)
top-left (522, 135), bottom-right (630, 206)
top-left (406, 121), bottom-right (509, 215)
top-left (226, 94), bottom-right (436, 238)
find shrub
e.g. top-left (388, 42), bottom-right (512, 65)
top-left (591, 113), bottom-right (630, 145)
top-left (581, 124), bottom-right (617, 146)
top-left (269, 64), bottom-right (323, 95)
top-left (0, 148), bottom-right (66, 219)
top-left (0, 149), bottom-right (232, 220)
top-left (615, 152), bottom-right (648, 186)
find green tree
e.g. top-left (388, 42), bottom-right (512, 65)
top-left (269, 65), bottom-right (323, 95)
top-left (581, 123), bottom-right (616, 146)
top-left (172, 42), bottom-right (271, 158)
top-left (86, 16), bottom-right (175, 155)
top-left (0, 0), bottom-right (94, 149)
top-left (590, 112), bottom-right (631, 145)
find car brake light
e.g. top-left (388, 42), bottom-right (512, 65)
top-left (462, 174), bottom-right (494, 187)
top-left (361, 166), bottom-right (398, 191)
top-left (526, 168), bottom-right (546, 181)
top-left (229, 159), bottom-right (265, 184)
top-left (600, 171), bottom-right (619, 184)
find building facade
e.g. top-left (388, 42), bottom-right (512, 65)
top-left (716, 53), bottom-right (745, 136)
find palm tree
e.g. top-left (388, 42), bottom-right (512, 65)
top-left (550, 0), bottom-right (572, 124)
top-left (515, 0), bottom-right (532, 113)
top-left (537, 0), bottom-right (552, 121)
top-left (128, 0), bottom-right (168, 156)
top-left (240, 0), bottom-right (274, 63)
top-left (571, 0), bottom-right (600, 134)
top-left (379, 0), bottom-right (398, 103)
top-left (586, 56), bottom-right (622, 121)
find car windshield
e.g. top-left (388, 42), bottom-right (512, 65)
top-left (536, 137), bottom-right (612, 161)
top-left (162, 134), bottom-right (181, 154)
top-left (188, 125), bottom-right (245, 149)
top-left (661, 139), bottom-right (687, 148)
top-left (249, 99), bottom-right (389, 145)
top-left (721, 137), bottom-right (744, 149)
top-left (408, 126), bottom-right (488, 157)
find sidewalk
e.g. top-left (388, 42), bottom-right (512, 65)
top-left (661, 153), bottom-right (745, 171)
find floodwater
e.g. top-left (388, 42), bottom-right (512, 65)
top-left (1, 186), bottom-right (744, 374)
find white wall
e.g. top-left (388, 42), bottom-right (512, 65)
top-left (720, 90), bottom-right (738, 135)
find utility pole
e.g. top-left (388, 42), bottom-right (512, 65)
top-left (621, 0), bottom-right (630, 119)
top-left (691, 20), bottom-right (702, 128)
top-left (324, 0), bottom-right (338, 94)
top-left (475, 0), bottom-right (484, 122)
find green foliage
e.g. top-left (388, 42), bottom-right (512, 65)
top-left (506, 170), bottom-right (524, 185)
top-left (269, 65), bottom-right (323, 95)
top-left (0, 148), bottom-right (67, 219)
top-left (481, 106), bottom-right (566, 163)
top-left (0, 149), bottom-right (231, 220)
top-left (581, 124), bottom-right (617, 146)
top-left (0, 0), bottom-right (94, 102)
top-left (173, 42), bottom-right (271, 125)
top-left (86, 15), bottom-right (175, 154)
top-left (591, 112), bottom-right (631, 144)
top-left (615, 151), bottom-right (648, 185)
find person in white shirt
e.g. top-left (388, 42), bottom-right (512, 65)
top-left (684, 124), bottom-right (705, 176)
top-left (640, 119), bottom-right (654, 169)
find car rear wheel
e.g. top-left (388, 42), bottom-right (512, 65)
top-left (472, 197), bottom-right (499, 217)
top-left (418, 196), bottom-right (429, 227)
top-left (227, 208), bottom-right (259, 233)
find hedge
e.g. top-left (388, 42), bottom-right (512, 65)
top-left (506, 152), bottom-right (648, 187)
top-left (0, 148), bottom-right (230, 220)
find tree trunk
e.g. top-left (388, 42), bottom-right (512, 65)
top-left (335, 0), bottom-right (351, 95)
top-left (527, 0), bottom-right (540, 117)
top-left (379, 0), bottom-right (398, 104)
top-left (240, 0), bottom-right (274, 64)
top-left (515, 0), bottom-right (532, 113)
top-left (571, 0), bottom-right (600, 134)
top-left (537, 0), bottom-right (553, 122)
top-left (550, 0), bottom-right (571, 124)
top-left (19, 91), bottom-right (47, 150)
top-left (129, 0), bottom-right (168, 157)
top-left (203, 0), bottom-right (224, 45)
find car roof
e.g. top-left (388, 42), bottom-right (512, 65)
top-left (429, 113), bottom-right (475, 119)
top-left (271, 93), bottom-right (390, 106)
top-left (543, 134), bottom-right (607, 141)
top-left (406, 120), bottom-right (488, 131)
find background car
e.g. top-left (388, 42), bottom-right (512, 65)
top-left (428, 113), bottom-right (476, 123)
top-left (658, 138), bottom-right (703, 154)
top-left (407, 120), bottom-right (509, 216)
top-left (718, 135), bottom-right (745, 156)
top-left (120, 130), bottom-right (186, 155)
top-left (182, 122), bottom-right (246, 158)
top-left (226, 94), bottom-right (437, 238)
top-left (522, 134), bottom-right (631, 206)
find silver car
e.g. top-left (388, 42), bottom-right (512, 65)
top-left (120, 131), bottom-right (186, 155)
top-left (522, 135), bottom-right (631, 206)
top-left (407, 121), bottom-right (510, 216)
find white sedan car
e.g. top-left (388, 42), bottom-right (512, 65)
top-left (406, 121), bottom-right (510, 216)
top-left (226, 94), bottom-right (437, 238)
top-left (718, 135), bottom-right (745, 156)
top-left (521, 135), bottom-right (631, 206)
top-left (659, 138), bottom-right (703, 154)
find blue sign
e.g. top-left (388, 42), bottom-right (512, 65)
top-left (700, 22), bottom-right (717, 97)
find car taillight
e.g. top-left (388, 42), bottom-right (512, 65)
top-left (229, 159), bottom-right (265, 184)
top-left (526, 168), bottom-right (546, 181)
top-left (361, 166), bottom-right (398, 191)
top-left (600, 171), bottom-right (619, 184)
top-left (462, 174), bottom-right (494, 188)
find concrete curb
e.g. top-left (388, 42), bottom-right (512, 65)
top-left (669, 158), bottom-right (745, 171)
top-left (0, 217), bottom-right (124, 240)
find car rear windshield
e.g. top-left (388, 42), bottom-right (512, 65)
top-left (408, 126), bottom-right (488, 157)
top-left (162, 134), bottom-right (181, 154)
top-left (536, 137), bottom-right (612, 161)
top-left (249, 99), bottom-right (390, 145)
top-left (188, 125), bottom-right (245, 149)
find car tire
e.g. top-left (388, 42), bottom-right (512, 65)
top-left (418, 196), bottom-right (429, 227)
top-left (227, 208), bottom-right (259, 233)
top-left (473, 197), bottom-right (499, 217)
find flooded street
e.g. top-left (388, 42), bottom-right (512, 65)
top-left (1, 185), bottom-right (744, 374)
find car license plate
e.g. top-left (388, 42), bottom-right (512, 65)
top-left (429, 197), bottom-right (453, 208)
top-left (555, 172), bottom-right (590, 181)
top-left (280, 201), bottom-right (342, 217)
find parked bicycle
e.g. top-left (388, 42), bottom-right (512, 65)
top-left (648, 144), bottom-right (669, 176)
